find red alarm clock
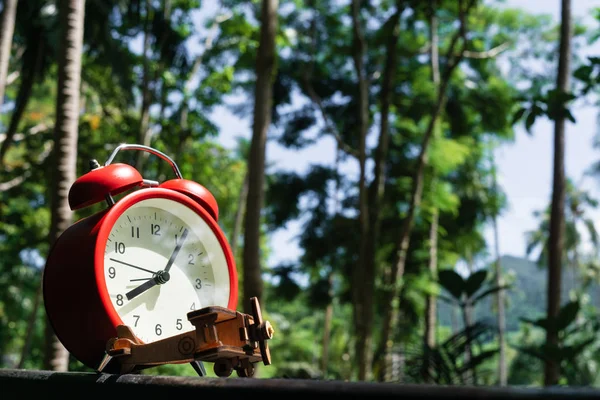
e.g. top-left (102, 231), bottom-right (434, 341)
top-left (43, 144), bottom-right (238, 372)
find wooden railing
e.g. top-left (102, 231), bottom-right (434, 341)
top-left (2, 369), bottom-right (600, 398)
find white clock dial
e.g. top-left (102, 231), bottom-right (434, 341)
top-left (103, 197), bottom-right (231, 343)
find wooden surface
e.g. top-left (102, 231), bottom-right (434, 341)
top-left (2, 369), bottom-right (600, 398)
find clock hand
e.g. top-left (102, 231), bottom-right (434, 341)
top-left (110, 258), bottom-right (157, 275)
top-left (125, 270), bottom-right (170, 300)
top-left (125, 278), bottom-right (157, 301)
top-left (163, 228), bottom-right (188, 274)
top-left (125, 229), bottom-right (188, 301)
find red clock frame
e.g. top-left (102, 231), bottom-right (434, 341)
top-left (43, 188), bottom-right (238, 372)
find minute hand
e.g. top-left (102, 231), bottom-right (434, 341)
top-left (164, 228), bottom-right (188, 273)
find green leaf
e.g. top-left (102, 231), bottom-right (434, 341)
top-left (438, 269), bottom-right (465, 300)
top-left (562, 337), bottom-right (597, 360)
top-left (574, 65), bottom-right (593, 82)
top-left (464, 270), bottom-right (488, 298)
top-left (458, 349), bottom-right (499, 373)
top-left (520, 317), bottom-right (550, 331)
top-left (512, 107), bottom-right (527, 124)
top-left (556, 300), bottom-right (580, 332)
top-left (471, 284), bottom-right (511, 305)
top-left (525, 109), bottom-right (537, 133)
top-left (511, 344), bottom-right (546, 361)
top-left (426, 180), bottom-right (460, 214)
top-left (539, 342), bottom-right (565, 363)
top-left (428, 137), bottom-right (471, 175)
top-left (584, 218), bottom-right (599, 247)
top-left (589, 56), bottom-right (600, 64)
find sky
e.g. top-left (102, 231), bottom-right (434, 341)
top-left (487, 0), bottom-right (600, 263)
top-left (194, 0), bottom-right (600, 270)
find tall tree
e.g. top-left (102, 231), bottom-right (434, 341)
top-left (350, 0), bottom-right (371, 381)
top-left (0, 0), bottom-right (51, 164)
top-left (0, 0), bottom-right (17, 110)
top-left (321, 143), bottom-right (343, 378)
top-left (377, 0), bottom-right (477, 379)
top-left (242, 0), bottom-right (278, 314)
top-left (545, 0), bottom-right (571, 386)
top-left (490, 144), bottom-right (507, 386)
top-left (43, 0), bottom-right (85, 371)
top-left (350, 1), bottom-right (403, 381)
top-left (229, 137), bottom-right (251, 261)
top-left (136, 0), bottom-right (152, 171)
top-left (424, 0), bottom-right (440, 381)
top-left (133, 0), bottom-right (193, 170)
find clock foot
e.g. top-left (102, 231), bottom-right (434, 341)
top-left (190, 361), bottom-right (207, 377)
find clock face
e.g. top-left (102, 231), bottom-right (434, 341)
top-left (102, 197), bottom-right (231, 343)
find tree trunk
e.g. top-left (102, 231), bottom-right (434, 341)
top-left (365, 4), bottom-right (402, 382)
top-left (321, 274), bottom-right (334, 378)
top-left (0, 0), bottom-right (17, 109)
top-left (451, 307), bottom-right (459, 333)
top-left (545, 0), bottom-right (571, 387)
top-left (349, 0), bottom-right (371, 381)
top-left (322, 144), bottom-right (342, 379)
top-left (376, 75), bottom-right (445, 382)
top-left (569, 249), bottom-right (579, 298)
top-left (44, 0), bottom-right (85, 372)
top-left (135, 0), bottom-right (152, 171)
top-left (150, 0), bottom-right (173, 153)
top-left (0, 30), bottom-right (44, 164)
top-left (174, 48), bottom-right (206, 159)
top-left (491, 147), bottom-right (507, 386)
top-left (423, 208), bottom-right (439, 383)
top-left (424, 211), bottom-right (438, 340)
top-left (462, 300), bottom-right (476, 384)
top-left (173, 10), bottom-right (233, 157)
top-left (424, 0), bottom-right (440, 361)
top-left (17, 284), bottom-right (42, 368)
top-left (171, 13), bottom-right (228, 165)
top-left (464, 249), bottom-right (476, 384)
top-left (321, 303), bottom-right (333, 376)
top-left (230, 172), bottom-right (248, 257)
top-left (242, 0), bottom-right (277, 316)
top-left (157, 0), bottom-right (173, 124)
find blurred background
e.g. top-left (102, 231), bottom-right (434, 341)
top-left (1, 0), bottom-right (600, 388)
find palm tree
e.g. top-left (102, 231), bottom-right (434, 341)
top-left (525, 178), bottom-right (599, 291)
top-left (44, 0), bottom-right (85, 372)
top-left (544, 0), bottom-right (572, 385)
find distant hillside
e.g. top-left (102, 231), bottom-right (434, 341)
top-left (437, 255), bottom-right (600, 332)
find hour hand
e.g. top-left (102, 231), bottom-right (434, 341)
top-left (125, 269), bottom-right (171, 301)
top-left (125, 278), bottom-right (158, 301)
